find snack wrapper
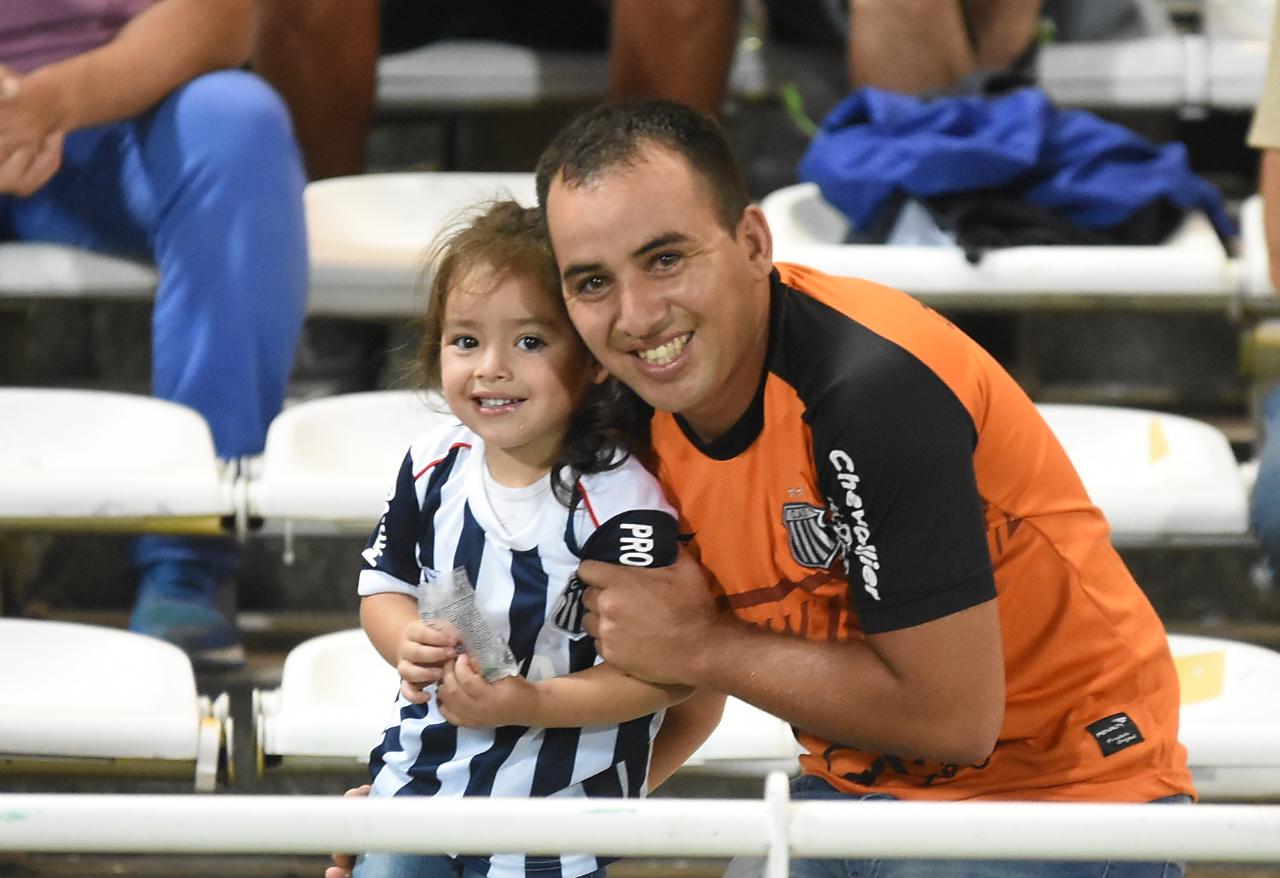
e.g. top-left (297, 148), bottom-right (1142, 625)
top-left (419, 566), bottom-right (518, 682)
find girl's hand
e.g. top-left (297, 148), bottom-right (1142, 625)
top-left (396, 619), bottom-right (461, 704)
top-left (437, 655), bottom-right (536, 728)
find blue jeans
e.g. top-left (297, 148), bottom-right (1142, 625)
top-left (722, 776), bottom-right (1189, 878)
top-left (353, 853), bottom-right (607, 878)
top-left (0, 69), bottom-right (308, 576)
top-left (1251, 383), bottom-right (1280, 573)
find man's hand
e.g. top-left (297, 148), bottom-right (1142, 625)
top-left (0, 130), bottom-right (63, 196)
top-left (579, 548), bottom-right (718, 686)
top-left (436, 655), bottom-right (536, 728)
top-left (0, 66), bottom-right (65, 196)
top-left (396, 619), bottom-right (460, 704)
top-left (324, 783), bottom-right (371, 878)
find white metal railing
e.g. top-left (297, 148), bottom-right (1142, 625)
top-left (3, 775), bottom-right (1280, 875)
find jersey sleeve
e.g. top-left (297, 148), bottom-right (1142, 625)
top-left (807, 335), bottom-right (995, 634)
top-left (575, 457), bottom-right (679, 568)
top-left (357, 447), bottom-right (423, 598)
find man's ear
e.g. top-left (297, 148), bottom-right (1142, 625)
top-left (736, 204), bottom-right (774, 278)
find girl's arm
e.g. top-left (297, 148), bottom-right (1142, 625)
top-left (360, 593), bottom-right (460, 703)
top-left (646, 688), bottom-right (726, 789)
top-left (437, 656), bottom-right (690, 729)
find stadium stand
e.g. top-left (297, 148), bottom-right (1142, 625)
top-left (0, 617), bottom-right (228, 791)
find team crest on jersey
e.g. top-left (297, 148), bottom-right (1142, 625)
top-left (782, 502), bottom-right (841, 569)
top-left (551, 574), bottom-right (590, 640)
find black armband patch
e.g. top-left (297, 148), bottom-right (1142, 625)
top-left (581, 510), bottom-right (679, 568)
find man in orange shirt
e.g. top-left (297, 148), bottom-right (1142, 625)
top-left (535, 100), bottom-right (1192, 877)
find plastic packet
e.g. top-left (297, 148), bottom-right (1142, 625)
top-left (419, 566), bottom-right (518, 682)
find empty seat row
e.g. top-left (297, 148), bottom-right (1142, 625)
top-left (3, 172), bottom-right (1274, 319)
top-left (4, 614), bottom-right (1276, 800)
top-left (0, 387), bottom-right (1253, 546)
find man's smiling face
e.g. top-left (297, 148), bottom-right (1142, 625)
top-left (545, 143), bottom-right (774, 442)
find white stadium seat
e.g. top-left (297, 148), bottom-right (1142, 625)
top-left (0, 618), bottom-right (227, 791)
top-left (255, 628), bottom-right (1280, 799)
top-left (246, 390), bottom-right (456, 534)
top-left (760, 183), bottom-right (1237, 310)
top-left (1170, 633), bottom-right (1280, 800)
top-left (1037, 404), bottom-right (1249, 545)
top-left (375, 38), bottom-right (772, 115)
top-left (254, 627), bottom-right (801, 779)
top-left (305, 172), bottom-right (538, 319)
top-left (0, 388), bottom-right (234, 533)
top-left (0, 242), bottom-right (156, 302)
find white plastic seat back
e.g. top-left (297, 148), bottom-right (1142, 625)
top-left (257, 628), bottom-right (801, 777)
top-left (256, 628), bottom-right (398, 766)
top-left (760, 183), bottom-right (1234, 305)
top-left (376, 38), bottom-right (771, 114)
top-left (1037, 404), bottom-right (1248, 543)
top-left (1039, 36), bottom-right (1191, 108)
top-left (249, 390), bottom-right (455, 529)
top-left (0, 242), bottom-right (157, 299)
top-left (0, 388), bottom-right (232, 527)
top-left (1240, 194), bottom-right (1273, 298)
top-left (306, 172), bottom-right (537, 318)
top-left (1170, 633), bottom-right (1280, 799)
top-left (0, 618), bottom-right (222, 790)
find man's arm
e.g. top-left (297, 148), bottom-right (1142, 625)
top-left (0, 0), bottom-right (253, 158)
top-left (581, 551), bottom-right (1004, 766)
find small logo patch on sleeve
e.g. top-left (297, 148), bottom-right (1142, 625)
top-left (1086, 712), bottom-right (1145, 757)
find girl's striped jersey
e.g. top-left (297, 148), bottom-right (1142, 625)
top-left (651, 264), bottom-right (1194, 803)
top-left (358, 420), bottom-right (678, 878)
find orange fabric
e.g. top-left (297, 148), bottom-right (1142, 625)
top-left (652, 264), bottom-right (1193, 802)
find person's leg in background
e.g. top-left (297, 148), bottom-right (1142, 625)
top-left (4, 69), bottom-right (308, 667)
top-left (1250, 150), bottom-right (1280, 576)
top-left (131, 70), bottom-right (308, 667)
top-left (609, 0), bottom-right (741, 115)
top-left (847, 0), bottom-right (1039, 93)
top-left (252, 0), bottom-right (380, 180)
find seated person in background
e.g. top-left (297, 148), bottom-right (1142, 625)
top-left (0, 0), bottom-right (308, 668)
top-left (1246, 5), bottom-right (1280, 583)
top-left (252, 0), bottom-right (610, 180)
top-left (253, 0), bottom-right (1041, 182)
top-left (350, 200), bottom-right (720, 876)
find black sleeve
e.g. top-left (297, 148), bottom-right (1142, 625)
top-left (579, 509), bottom-right (679, 568)
top-left (804, 334), bottom-right (995, 634)
top-left (358, 449), bottom-right (422, 588)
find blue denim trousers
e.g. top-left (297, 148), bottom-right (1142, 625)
top-left (353, 853), bottom-right (607, 878)
top-left (0, 69), bottom-right (308, 577)
top-left (722, 776), bottom-right (1189, 878)
top-left (1251, 382), bottom-right (1280, 572)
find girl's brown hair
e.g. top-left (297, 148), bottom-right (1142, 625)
top-left (417, 200), bottom-right (652, 504)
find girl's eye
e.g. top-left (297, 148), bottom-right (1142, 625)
top-left (517, 335), bottom-right (545, 352)
top-left (450, 335), bottom-right (478, 350)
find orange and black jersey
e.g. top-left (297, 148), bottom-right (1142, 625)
top-left (652, 264), bottom-right (1193, 802)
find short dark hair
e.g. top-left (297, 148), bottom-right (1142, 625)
top-left (535, 100), bottom-right (751, 233)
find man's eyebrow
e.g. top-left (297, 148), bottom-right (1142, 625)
top-left (560, 232), bottom-right (691, 282)
top-left (633, 232), bottom-right (688, 257)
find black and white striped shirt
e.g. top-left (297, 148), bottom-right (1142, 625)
top-left (358, 422), bottom-right (678, 878)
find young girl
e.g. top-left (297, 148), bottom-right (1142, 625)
top-left (353, 201), bottom-right (691, 878)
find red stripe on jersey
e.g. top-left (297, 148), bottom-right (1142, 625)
top-left (415, 443), bottom-right (471, 480)
top-left (575, 480), bottom-right (601, 528)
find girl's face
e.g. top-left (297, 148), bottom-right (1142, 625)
top-left (440, 264), bottom-right (603, 487)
